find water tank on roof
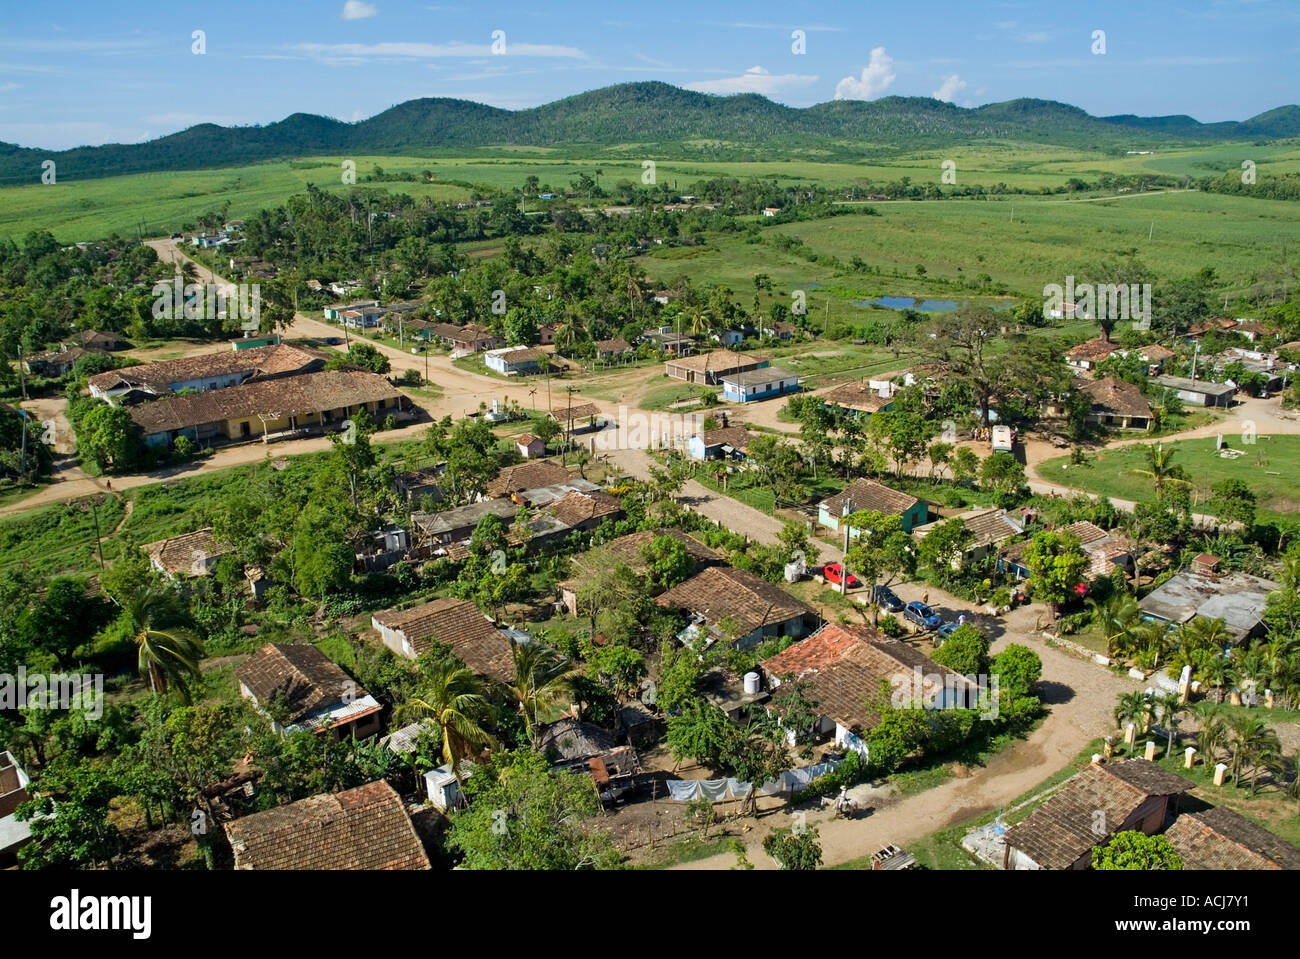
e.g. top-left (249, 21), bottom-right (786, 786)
top-left (743, 672), bottom-right (761, 695)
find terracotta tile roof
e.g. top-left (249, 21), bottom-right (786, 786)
top-left (494, 347), bottom-right (548, 365)
top-left (761, 623), bottom-right (971, 734)
top-left (1233, 321), bottom-right (1278, 336)
top-left (1137, 344), bottom-right (1175, 361)
top-left (1061, 521), bottom-right (1109, 546)
top-left (1165, 806), bottom-right (1300, 870)
top-left (547, 402), bottom-right (602, 424)
top-left (918, 508), bottom-right (1022, 547)
top-left (591, 528), bottom-right (721, 571)
top-left (226, 781), bottom-right (430, 870)
top-left (656, 565), bottom-right (814, 636)
top-left (128, 369), bottom-right (403, 436)
top-left (142, 527), bottom-right (230, 574)
top-left (594, 337), bottom-right (633, 352)
top-left (1003, 760), bottom-right (1191, 869)
top-left (88, 343), bottom-right (323, 395)
top-left (1066, 337), bottom-right (1117, 362)
top-left (485, 460), bottom-right (574, 497)
top-left (545, 490), bottom-right (624, 527)
top-left (1080, 376), bottom-right (1152, 419)
top-left (820, 380), bottom-right (894, 413)
top-left (235, 644), bottom-right (369, 726)
top-left (695, 425), bottom-right (753, 452)
top-left (820, 478), bottom-right (919, 519)
top-left (664, 349), bottom-right (765, 375)
top-left (372, 597), bottom-right (515, 681)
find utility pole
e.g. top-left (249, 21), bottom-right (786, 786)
top-left (89, 497), bottom-right (106, 569)
top-left (18, 409), bottom-right (27, 480)
top-left (17, 346), bottom-right (27, 401)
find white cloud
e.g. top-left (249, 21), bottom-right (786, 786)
top-left (1019, 31), bottom-right (1051, 44)
top-left (932, 74), bottom-right (967, 102)
top-left (342, 1), bottom-right (378, 20)
top-left (0, 82), bottom-right (18, 92)
top-left (687, 65), bottom-right (818, 96)
top-left (833, 47), bottom-right (895, 100)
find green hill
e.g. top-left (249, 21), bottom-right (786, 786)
top-left (2, 81), bottom-right (1297, 185)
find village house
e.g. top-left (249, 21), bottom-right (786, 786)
top-left (410, 499), bottom-right (518, 545)
top-left (713, 329), bottom-right (745, 348)
top-left (687, 424), bottom-right (754, 461)
top-left (593, 337), bottom-right (634, 360)
top-left (640, 328), bottom-right (695, 356)
top-left (128, 369), bottom-right (409, 449)
top-left (485, 345), bottom-right (548, 376)
top-left (818, 478), bottom-right (928, 536)
top-left (1231, 320), bottom-right (1280, 344)
top-left (664, 349), bottom-right (766, 385)
top-left (0, 750), bottom-right (33, 867)
top-left (322, 300), bottom-right (379, 321)
top-left (761, 623), bottom-right (977, 757)
top-left (1079, 375), bottom-right (1152, 430)
top-left (657, 564), bottom-right (820, 650)
top-left (371, 597), bottom-right (516, 683)
top-left (536, 718), bottom-right (640, 802)
top-left (1065, 336), bottom-right (1117, 372)
top-left (338, 304), bottom-right (386, 329)
top-left (515, 433), bottom-right (546, 458)
top-left (1059, 520), bottom-right (1139, 578)
top-left (235, 643), bottom-right (383, 739)
top-left (1152, 375), bottom-right (1236, 408)
top-left (393, 465), bottom-right (444, 506)
top-left (87, 343), bottom-right (325, 403)
top-left (762, 320), bottom-right (798, 341)
top-left (1126, 343), bottom-right (1176, 373)
top-left (911, 508), bottom-right (1027, 568)
top-left (538, 324), bottom-right (556, 346)
top-left (819, 378), bottom-right (896, 418)
top-left (485, 459), bottom-right (576, 499)
top-left (1163, 806), bottom-right (1300, 870)
top-left (544, 489), bottom-right (625, 532)
top-left (225, 780), bottom-right (430, 870)
top-left (1000, 759), bottom-right (1191, 870)
top-left (1138, 568), bottom-right (1279, 643)
top-left (142, 528), bottom-right (231, 578)
top-left (512, 478), bottom-right (602, 508)
top-left (23, 344), bottom-right (95, 378)
top-left (559, 528), bottom-right (722, 615)
top-left (721, 366), bottom-right (799, 403)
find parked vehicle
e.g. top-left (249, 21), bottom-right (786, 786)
top-left (991, 425), bottom-right (1014, 453)
top-left (904, 601), bottom-right (941, 631)
top-left (872, 585), bottom-right (904, 612)
top-left (935, 622), bottom-right (960, 644)
top-left (823, 563), bottom-right (861, 589)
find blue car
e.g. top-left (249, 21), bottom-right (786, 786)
top-left (904, 601), bottom-right (942, 631)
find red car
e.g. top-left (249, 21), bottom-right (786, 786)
top-left (823, 563), bottom-right (862, 589)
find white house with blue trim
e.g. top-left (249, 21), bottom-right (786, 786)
top-left (721, 366), bottom-right (799, 403)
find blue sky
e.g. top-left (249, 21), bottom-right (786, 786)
top-left (1, 0), bottom-right (1296, 150)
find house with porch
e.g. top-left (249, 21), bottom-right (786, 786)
top-left (1079, 376), bottom-right (1152, 430)
top-left (819, 379), bottom-right (896, 418)
top-left (657, 565), bottom-right (819, 651)
top-left (485, 345), bottom-right (547, 375)
top-left (1152, 375), bottom-right (1236, 408)
top-left (721, 367), bottom-right (799, 403)
top-left (687, 424), bottom-right (754, 461)
top-left (235, 643), bottom-right (383, 739)
top-left (817, 478), bottom-right (927, 536)
top-left (663, 349), bottom-right (766, 385)
top-left (911, 508), bottom-right (1027, 568)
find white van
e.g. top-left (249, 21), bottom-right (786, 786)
top-left (991, 425), bottom-right (1014, 453)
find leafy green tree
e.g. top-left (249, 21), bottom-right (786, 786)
top-left (931, 625), bottom-right (990, 675)
top-left (951, 446), bottom-right (980, 485)
top-left (764, 824), bottom-right (823, 870)
top-left (842, 510), bottom-right (915, 612)
top-left (1023, 531), bottom-right (1089, 621)
top-left (502, 640), bottom-right (572, 747)
top-left (76, 403), bottom-right (142, 472)
top-left (115, 580), bottom-right (205, 701)
top-left (979, 450), bottom-right (1027, 501)
top-left (990, 644), bottom-right (1042, 699)
top-left (325, 341), bottom-right (390, 374)
top-left (17, 761), bottom-right (121, 869)
top-left (1208, 479), bottom-right (1256, 530)
top-left (917, 517), bottom-right (974, 581)
top-left (1092, 831), bottom-right (1183, 870)
top-left (592, 644), bottom-right (647, 701)
top-left (641, 535), bottom-right (694, 590)
top-left (448, 749), bottom-right (621, 870)
top-left (1131, 443), bottom-right (1190, 501)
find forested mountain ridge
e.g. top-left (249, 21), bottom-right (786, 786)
top-left (3, 82), bottom-right (1297, 184)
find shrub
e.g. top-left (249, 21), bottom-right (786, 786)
top-left (878, 614), bottom-right (903, 637)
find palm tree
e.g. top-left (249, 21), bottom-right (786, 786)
top-left (1191, 701), bottom-right (1226, 763)
top-left (119, 582), bottom-right (205, 702)
top-left (1197, 654), bottom-right (1235, 704)
top-left (1114, 691), bottom-right (1150, 737)
top-left (502, 640), bottom-right (572, 746)
top-left (396, 660), bottom-right (493, 786)
top-left (1156, 693), bottom-right (1189, 759)
top-left (1230, 645), bottom-right (1272, 703)
top-left (1131, 444), bottom-right (1191, 500)
top-left (689, 307), bottom-right (708, 338)
top-left (1225, 714), bottom-right (1281, 789)
top-left (1088, 594), bottom-right (1142, 659)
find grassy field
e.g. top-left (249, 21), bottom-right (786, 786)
top-left (1039, 434), bottom-right (1300, 522)
top-left (639, 191), bottom-right (1300, 312)
top-left (6, 141), bottom-right (1300, 248)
